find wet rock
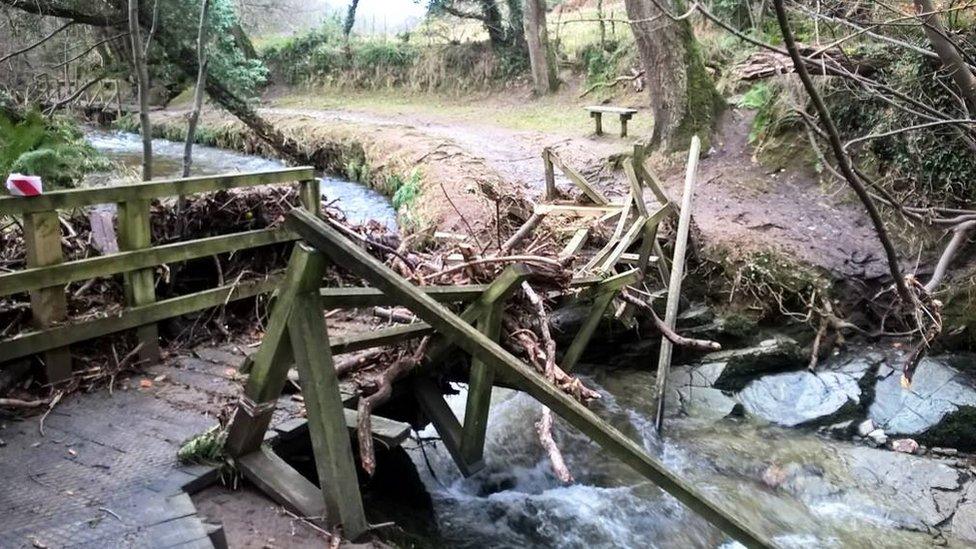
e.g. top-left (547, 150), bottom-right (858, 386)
top-left (697, 337), bottom-right (804, 391)
top-left (952, 486), bottom-right (976, 543)
top-left (675, 386), bottom-right (742, 421)
top-left (891, 439), bottom-right (919, 454)
top-left (932, 447), bottom-right (960, 457)
top-left (665, 366), bottom-right (741, 421)
top-left (855, 419), bottom-right (876, 437)
top-left (821, 419), bottom-right (853, 437)
top-left (738, 370), bottom-right (861, 427)
top-left (869, 358), bottom-right (976, 449)
top-left (848, 447), bottom-right (965, 529)
top-left (866, 429), bottom-right (888, 447)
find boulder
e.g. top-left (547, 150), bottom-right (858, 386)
top-left (675, 386), bottom-right (743, 421)
top-left (665, 366), bottom-right (741, 421)
top-left (890, 439), bottom-right (919, 454)
top-left (848, 447), bottom-right (965, 529)
top-left (695, 337), bottom-right (805, 391)
top-left (738, 370), bottom-right (861, 427)
top-left (869, 357), bottom-right (976, 450)
top-left (952, 484), bottom-right (976, 544)
top-left (855, 419), bottom-right (876, 437)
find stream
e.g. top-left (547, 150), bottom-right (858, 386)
top-left (84, 132), bottom-right (974, 547)
top-left (405, 349), bottom-right (973, 548)
top-left (85, 130), bottom-right (397, 229)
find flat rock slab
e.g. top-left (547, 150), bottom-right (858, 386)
top-left (739, 370), bottom-right (861, 427)
top-left (697, 337), bottom-right (804, 391)
top-left (848, 446), bottom-right (965, 529)
top-left (869, 357), bottom-right (976, 448)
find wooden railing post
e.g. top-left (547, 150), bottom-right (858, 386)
top-left (23, 210), bottom-right (72, 383)
top-left (118, 199), bottom-right (160, 364)
top-left (298, 178), bottom-right (321, 215)
top-left (542, 148), bottom-right (556, 200)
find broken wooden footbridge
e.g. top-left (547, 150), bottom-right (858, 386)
top-left (0, 146), bottom-right (774, 547)
top-left (222, 205), bottom-right (774, 548)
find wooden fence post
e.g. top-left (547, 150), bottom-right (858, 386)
top-left (542, 148), bottom-right (556, 200)
top-left (23, 211), bottom-right (72, 383)
top-left (118, 199), bottom-right (160, 364)
top-left (299, 178), bottom-right (321, 215)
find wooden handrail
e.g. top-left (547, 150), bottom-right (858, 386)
top-left (0, 167), bottom-right (314, 215)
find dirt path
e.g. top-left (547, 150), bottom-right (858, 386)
top-left (267, 103), bottom-right (886, 280)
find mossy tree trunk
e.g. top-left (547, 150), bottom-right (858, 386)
top-left (523, 0), bottom-right (556, 94)
top-left (624, 0), bottom-right (725, 150)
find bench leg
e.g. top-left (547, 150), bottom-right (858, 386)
top-left (620, 116), bottom-right (629, 138)
top-left (592, 112), bottom-right (603, 135)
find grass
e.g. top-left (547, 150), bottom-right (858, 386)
top-left (273, 86), bottom-right (654, 136)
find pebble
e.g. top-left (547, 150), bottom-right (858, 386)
top-left (890, 438), bottom-right (919, 454)
top-left (867, 429), bottom-right (888, 447)
top-left (855, 419), bottom-right (876, 437)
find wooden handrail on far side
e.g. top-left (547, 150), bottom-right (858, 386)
top-left (0, 167), bottom-right (318, 381)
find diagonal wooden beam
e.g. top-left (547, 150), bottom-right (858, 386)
top-left (285, 208), bottom-right (774, 549)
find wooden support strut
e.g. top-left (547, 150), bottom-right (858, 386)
top-left (285, 208), bottom-right (774, 549)
top-left (654, 137), bottom-right (701, 433)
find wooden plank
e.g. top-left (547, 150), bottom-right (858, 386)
top-left (0, 276), bottom-right (279, 366)
top-left (271, 411), bottom-right (411, 449)
top-left (225, 246), bottom-right (321, 457)
top-left (564, 269), bottom-right (641, 368)
top-left (543, 148), bottom-right (556, 200)
top-left (546, 151), bottom-right (610, 206)
top-left (561, 290), bottom-right (615, 372)
top-left (598, 214), bottom-right (648, 273)
top-left (633, 152), bottom-right (674, 211)
top-left (654, 137), bottom-right (701, 433)
top-left (319, 284), bottom-right (489, 308)
top-left (624, 160), bottom-right (648, 217)
top-left (585, 105), bottom-right (638, 115)
top-left (582, 192), bottom-right (634, 272)
top-left (459, 291), bottom-right (505, 467)
top-left (330, 323), bottom-right (434, 355)
top-left (559, 228), bottom-right (589, 260)
top-left (534, 204), bottom-right (622, 216)
top-left (299, 178), bottom-right (321, 215)
top-left (118, 199), bottom-right (159, 364)
top-left (288, 285), bottom-right (368, 538)
top-left (0, 228), bottom-right (295, 297)
top-left (413, 377), bottom-right (482, 476)
top-left (23, 211), bottom-right (71, 383)
top-left (238, 445), bottom-right (327, 521)
top-left (600, 204), bottom-right (669, 273)
top-left (0, 167), bottom-right (315, 215)
top-left (285, 208), bottom-right (773, 549)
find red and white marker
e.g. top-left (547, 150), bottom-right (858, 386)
top-left (5, 173), bottom-right (43, 197)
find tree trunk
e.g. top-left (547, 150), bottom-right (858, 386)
top-left (479, 0), bottom-right (507, 47)
top-left (914, 0), bottom-right (976, 113)
top-left (523, 0), bottom-right (556, 94)
top-left (505, 0), bottom-right (526, 49)
top-left (624, 0), bottom-right (724, 150)
top-left (128, 0), bottom-right (152, 180)
top-left (182, 0), bottom-right (209, 178)
top-left (344, 0), bottom-right (360, 39)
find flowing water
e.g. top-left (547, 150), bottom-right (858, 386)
top-left (405, 360), bottom-right (963, 548)
top-left (85, 130), bottom-right (397, 228)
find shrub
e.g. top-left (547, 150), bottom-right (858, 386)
top-left (0, 110), bottom-right (109, 189)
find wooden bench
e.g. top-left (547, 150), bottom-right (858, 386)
top-left (586, 105), bottom-right (638, 137)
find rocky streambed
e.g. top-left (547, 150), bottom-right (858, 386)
top-left (400, 329), bottom-right (976, 547)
